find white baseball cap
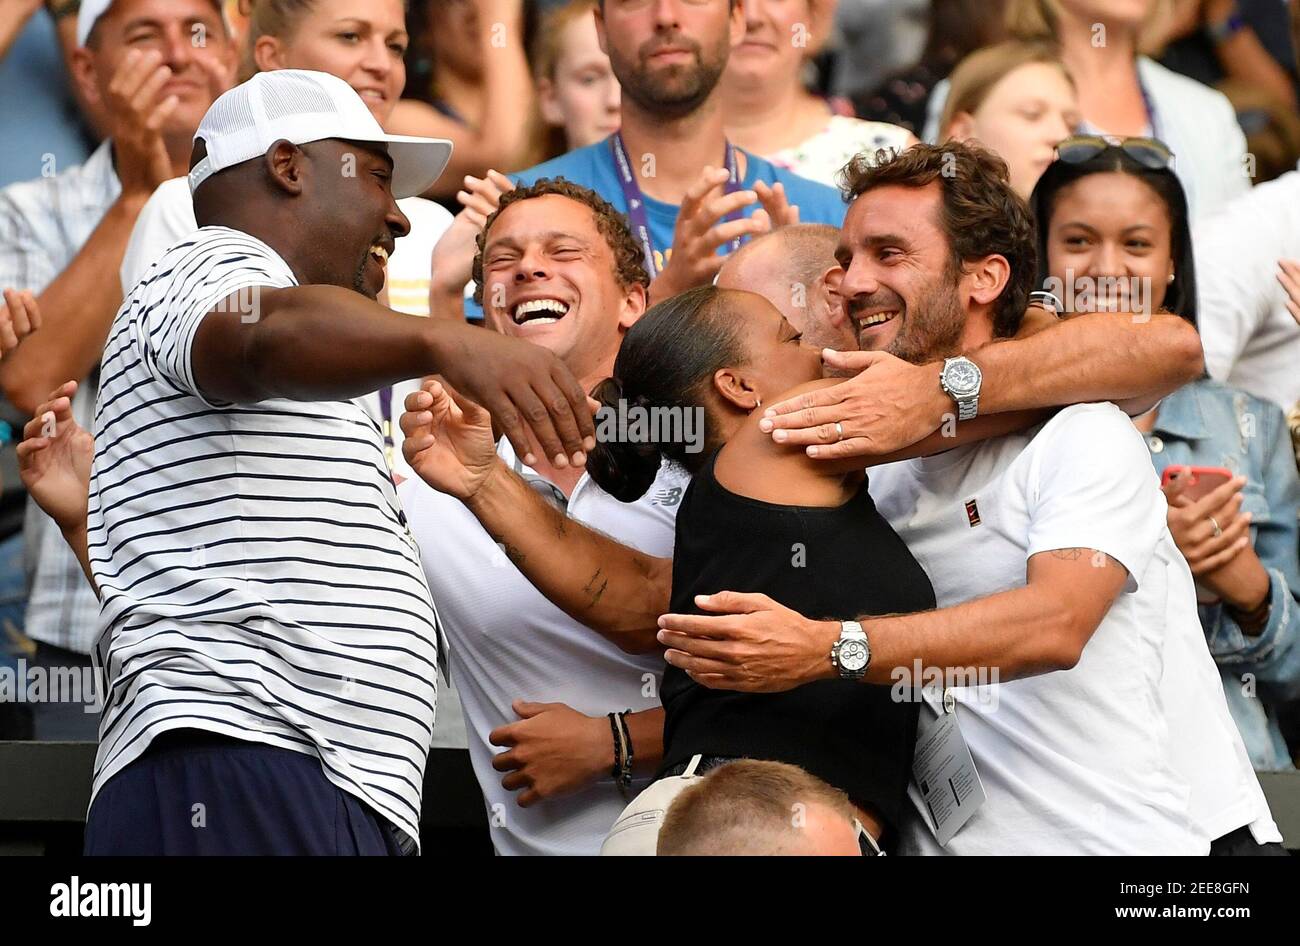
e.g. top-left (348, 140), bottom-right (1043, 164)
top-left (188, 70), bottom-right (454, 199)
top-left (77, 0), bottom-right (229, 49)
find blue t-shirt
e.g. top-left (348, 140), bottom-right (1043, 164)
top-left (464, 138), bottom-right (846, 318)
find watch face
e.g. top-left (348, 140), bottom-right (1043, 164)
top-left (945, 360), bottom-right (981, 397)
top-left (839, 639), bottom-right (869, 671)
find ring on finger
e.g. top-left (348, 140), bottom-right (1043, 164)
top-left (1208, 515), bottom-right (1222, 538)
top-left (835, 422), bottom-right (845, 442)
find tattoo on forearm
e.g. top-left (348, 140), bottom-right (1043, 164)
top-left (583, 566), bottom-right (608, 609)
top-left (1049, 548), bottom-right (1124, 570)
top-left (502, 542), bottom-right (527, 567)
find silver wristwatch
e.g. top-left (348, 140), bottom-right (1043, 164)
top-left (830, 620), bottom-right (871, 681)
top-left (940, 355), bottom-right (982, 422)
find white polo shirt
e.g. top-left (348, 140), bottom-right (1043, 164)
top-left (869, 404), bottom-right (1226, 854)
top-left (399, 443), bottom-right (686, 856)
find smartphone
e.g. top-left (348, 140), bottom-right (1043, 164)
top-left (1160, 465), bottom-right (1236, 501)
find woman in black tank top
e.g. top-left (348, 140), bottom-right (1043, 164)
top-left (584, 285), bottom-right (935, 842)
top-left (663, 449), bottom-right (934, 830)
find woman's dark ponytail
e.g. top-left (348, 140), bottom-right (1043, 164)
top-left (585, 285), bottom-right (746, 503)
top-left (587, 377), bottom-right (663, 503)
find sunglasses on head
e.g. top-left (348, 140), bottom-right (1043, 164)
top-left (1055, 135), bottom-right (1175, 170)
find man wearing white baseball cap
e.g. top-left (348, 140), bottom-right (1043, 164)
top-left (79, 69), bottom-right (597, 855)
top-left (0, 0), bottom-right (233, 737)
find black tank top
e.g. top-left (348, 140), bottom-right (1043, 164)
top-left (660, 450), bottom-right (936, 827)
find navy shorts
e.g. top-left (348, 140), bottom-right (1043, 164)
top-left (84, 729), bottom-right (407, 856)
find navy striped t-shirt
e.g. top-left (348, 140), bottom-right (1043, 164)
top-left (87, 226), bottom-right (441, 847)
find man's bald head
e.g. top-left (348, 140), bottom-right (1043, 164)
top-left (717, 224), bottom-right (857, 357)
top-left (656, 759), bottom-right (862, 856)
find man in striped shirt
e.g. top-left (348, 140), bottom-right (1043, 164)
top-left (81, 70), bottom-right (596, 855)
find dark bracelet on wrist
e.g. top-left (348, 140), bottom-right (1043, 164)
top-left (608, 710), bottom-right (633, 797)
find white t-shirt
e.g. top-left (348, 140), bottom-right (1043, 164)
top-left (869, 404), bottom-right (1215, 854)
top-left (120, 177), bottom-right (454, 484)
top-left (1193, 168), bottom-right (1300, 410)
top-left (1156, 544), bottom-right (1282, 844)
top-left (399, 443), bottom-right (686, 856)
top-left (90, 226), bottom-right (442, 847)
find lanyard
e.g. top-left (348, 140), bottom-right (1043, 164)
top-left (609, 132), bottom-right (744, 275)
top-left (379, 386), bottom-right (396, 472)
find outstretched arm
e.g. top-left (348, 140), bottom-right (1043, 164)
top-left (971, 310), bottom-right (1203, 418)
top-left (465, 463), bottom-right (671, 652)
top-left (401, 381), bottom-right (670, 653)
top-left (656, 548), bottom-right (1130, 692)
top-left (192, 283), bottom-right (594, 468)
top-left (759, 309), bottom-right (1202, 460)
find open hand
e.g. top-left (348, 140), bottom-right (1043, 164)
top-left (759, 350), bottom-right (949, 458)
top-left (400, 379), bottom-right (499, 501)
top-left (651, 166), bottom-right (772, 302)
top-left (17, 381), bottom-right (93, 534)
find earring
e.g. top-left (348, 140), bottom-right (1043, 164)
top-left (1168, 273), bottom-right (1175, 284)
top-left (755, 396), bottom-right (763, 409)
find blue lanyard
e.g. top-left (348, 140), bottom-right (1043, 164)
top-left (609, 132), bottom-right (743, 275)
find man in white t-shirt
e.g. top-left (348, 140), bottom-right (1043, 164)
top-left (654, 142), bottom-right (1278, 854)
top-left (401, 177), bottom-right (688, 855)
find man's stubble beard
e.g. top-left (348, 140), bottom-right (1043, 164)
top-left (882, 273), bottom-right (967, 366)
top-left (612, 38), bottom-right (730, 121)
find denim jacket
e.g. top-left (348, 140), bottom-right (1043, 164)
top-left (1144, 380), bottom-right (1300, 769)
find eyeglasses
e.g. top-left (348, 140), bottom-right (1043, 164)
top-left (1055, 135), bottom-right (1175, 170)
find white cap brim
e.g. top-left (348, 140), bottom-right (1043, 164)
top-left (190, 134), bottom-right (453, 199)
top-left (371, 135), bottom-right (454, 200)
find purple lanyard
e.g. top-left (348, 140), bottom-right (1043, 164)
top-left (609, 132), bottom-right (743, 275)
